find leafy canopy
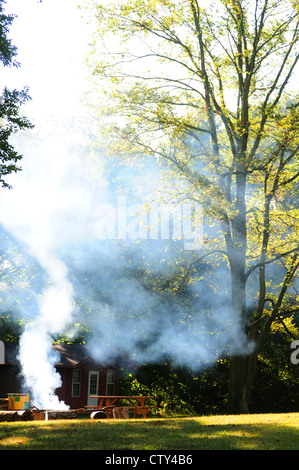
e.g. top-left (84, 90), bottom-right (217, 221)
top-left (83, 0), bottom-right (299, 349)
top-left (0, 0), bottom-right (33, 189)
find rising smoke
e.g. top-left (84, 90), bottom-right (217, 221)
top-left (0, 120), bottom-right (248, 409)
top-left (0, 126), bottom-right (99, 409)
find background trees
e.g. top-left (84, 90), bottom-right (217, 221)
top-left (0, 0), bottom-right (33, 188)
top-left (0, 0), bottom-right (34, 338)
top-left (84, 0), bottom-right (299, 413)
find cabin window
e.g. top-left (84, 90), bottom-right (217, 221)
top-left (106, 370), bottom-right (115, 395)
top-left (72, 369), bottom-right (81, 397)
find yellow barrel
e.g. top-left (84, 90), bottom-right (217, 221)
top-left (8, 393), bottom-right (30, 410)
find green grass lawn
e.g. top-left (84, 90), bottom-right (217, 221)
top-left (0, 413), bottom-right (298, 450)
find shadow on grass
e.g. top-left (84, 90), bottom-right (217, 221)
top-left (0, 417), bottom-right (298, 450)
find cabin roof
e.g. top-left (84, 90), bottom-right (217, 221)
top-left (1, 341), bottom-right (138, 369)
top-left (52, 343), bottom-right (91, 367)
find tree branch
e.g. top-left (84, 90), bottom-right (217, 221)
top-left (245, 246), bottom-right (299, 282)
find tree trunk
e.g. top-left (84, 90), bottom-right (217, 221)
top-left (227, 267), bottom-right (250, 414)
top-left (227, 265), bottom-right (258, 414)
top-left (242, 352), bottom-right (258, 412)
top-left (227, 171), bottom-right (252, 414)
top-left (228, 352), bottom-right (257, 414)
top-left (228, 355), bottom-right (247, 414)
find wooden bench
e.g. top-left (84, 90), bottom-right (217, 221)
top-left (113, 406), bottom-right (157, 419)
top-left (88, 396), bottom-right (156, 419)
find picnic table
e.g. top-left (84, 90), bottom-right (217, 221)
top-left (88, 395), bottom-right (155, 419)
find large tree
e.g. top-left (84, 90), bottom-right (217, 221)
top-left (84, 0), bottom-right (299, 413)
top-left (0, 0), bottom-right (33, 189)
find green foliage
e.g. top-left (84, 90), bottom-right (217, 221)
top-left (0, 0), bottom-right (33, 189)
top-left (0, 87), bottom-right (33, 188)
top-left (251, 316), bottom-right (299, 412)
top-left (121, 359), bottom-right (229, 415)
top-left (0, 1), bottom-right (18, 67)
top-left (0, 313), bottom-right (23, 342)
top-left (121, 331), bottom-right (299, 415)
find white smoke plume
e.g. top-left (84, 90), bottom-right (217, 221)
top-left (0, 131), bottom-right (92, 410)
top-left (18, 253), bottom-right (74, 410)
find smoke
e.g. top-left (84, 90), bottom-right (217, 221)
top-left (19, 326), bottom-right (68, 411)
top-left (74, 242), bottom-right (242, 371)
top-left (17, 252), bottom-right (74, 410)
top-left (0, 126), bottom-right (102, 409)
top-left (0, 118), bottom-right (253, 409)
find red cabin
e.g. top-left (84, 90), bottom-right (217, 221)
top-left (0, 341), bottom-right (135, 409)
top-left (53, 343), bottom-right (121, 409)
